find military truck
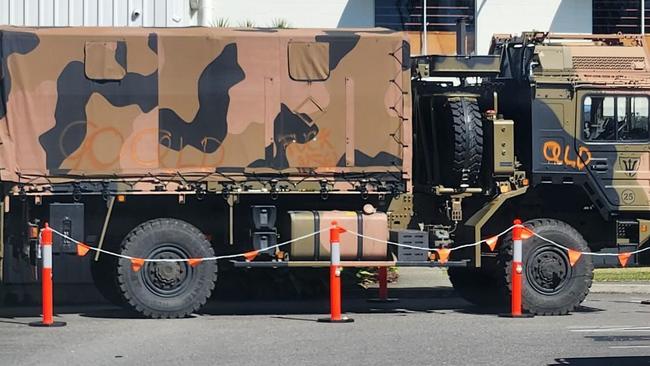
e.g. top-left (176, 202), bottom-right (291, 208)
top-left (0, 26), bottom-right (647, 318)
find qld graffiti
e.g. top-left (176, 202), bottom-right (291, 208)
top-left (542, 141), bottom-right (592, 170)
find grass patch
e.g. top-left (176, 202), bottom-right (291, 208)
top-left (594, 267), bottom-right (650, 282)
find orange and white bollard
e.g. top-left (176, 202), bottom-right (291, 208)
top-left (367, 267), bottom-right (398, 303)
top-left (500, 219), bottom-right (533, 318)
top-left (29, 223), bottom-right (66, 327)
top-left (318, 221), bottom-right (354, 323)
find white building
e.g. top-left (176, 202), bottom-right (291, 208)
top-left (0, 0), bottom-right (199, 27)
top-left (0, 0), bottom-right (648, 55)
top-left (475, 0), bottom-right (592, 54)
top-left (0, 0), bottom-right (373, 28)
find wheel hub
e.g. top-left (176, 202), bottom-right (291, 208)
top-left (527, 245), bottom-right (571, 295)
top-left (141, 245), bottom-right (193, 297)
top-left (150, 262), bottom-right (184, 288)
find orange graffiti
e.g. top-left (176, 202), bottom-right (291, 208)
top-left (158, 130), bottom-right (226, 169)
top-left (65, 122), bottom-right (125, 170)
top-left (129, 127), bottom-right (160, 167)
top-left (286, 128), bottom-right (339, 167)
top-left (61, 123), bottom-right (226, 171)
top-left (542, 141), bottom-right (592, 170)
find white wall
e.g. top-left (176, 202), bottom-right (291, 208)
top-left (0, 0), bottom-right (374, 28)
top-left (0, 0), bottom-right (198, 27)
top-left (202, 0), bottom-right (374, 28)
top-left (475, 0), bottom-right (592, 54)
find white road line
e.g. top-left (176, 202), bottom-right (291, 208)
top-left (609, 345), bottom-right (650, 349)
top-left (567, 325), bottom-right (634, 329)
top-left (570, 326), bottom-right (650, 332)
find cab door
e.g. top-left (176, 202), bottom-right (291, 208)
top-left (578, 90), bottom-right (650, 211)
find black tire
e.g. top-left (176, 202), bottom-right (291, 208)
top-left (117, 218), bottom-right (217, 318)
top-left (441, 97), bottom-right (483, 186)
top-left (448, 266), bottom-right (506, 307)
top-left (91, 254), bottom-right (125, 306)
top-left (499, 218), bottom-right (593, 315)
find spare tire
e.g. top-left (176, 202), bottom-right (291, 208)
top-left (439, 97), bottom-right (483, 186)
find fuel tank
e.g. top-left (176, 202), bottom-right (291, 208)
top-left (287, 211), bottom-right (388, 261)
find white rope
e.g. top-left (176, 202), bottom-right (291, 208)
top-left (50, 227), bottom-right (328, 263)
top-left (527, 228), bottom-right (650, 257)
top-left (49, 222), bottom-right (645, 265)
top-left (344, 225), bottom-right (516, 252)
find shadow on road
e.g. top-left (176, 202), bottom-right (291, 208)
top-left (0, 284), bottom-right (606, 320)
top-left (1, 268), bottom-right (605, 320)
top-left (0, 287), bottom-right (473, 320)
top-left (453, 303), bottom-right (605, 316)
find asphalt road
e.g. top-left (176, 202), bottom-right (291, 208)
top-left (1, 291), bottom-right (650, 366)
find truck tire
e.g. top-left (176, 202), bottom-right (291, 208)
top-left (499, 218), bottom-right (593, 315)
top-left (117, 218), bottom-right (217, 318)
top-left (440, 97), bottom-right (483, 186)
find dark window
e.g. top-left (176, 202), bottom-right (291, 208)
top-left (375, 0), bottom-right (475, 32)
top-left (593, 0), bottom-right (648, 34)
top-left (584, 95), bottom-right (650, 141)
top-left (647, 0), bottom-right (650, 34)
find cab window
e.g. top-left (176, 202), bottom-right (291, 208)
top-left (583, 95), bottom-right (650, 142)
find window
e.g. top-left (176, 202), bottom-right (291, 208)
top-left (374, 0), bottom-right (475, 32)
top-left (593, 0), bottom-right (650, 34)
top-left (584, 95), bottom-right (650, 141)
top-left (593, 0), bottom-right (637, 33)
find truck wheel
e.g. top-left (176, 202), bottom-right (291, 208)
top-left (441, 97), bottom-right (483, 186)
top-left (117, 218), bottom-right (217, 318)
top-left (447, 267), bottom-right (506, 307)
top-left (499, 219), bottom-right (593, 315)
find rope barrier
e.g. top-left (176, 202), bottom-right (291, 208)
top-left (345, 225), bottom-right (516, 253)
top-left (47, 222), bottom-right (644, 270)
top-left (35, 219), bottom-right (647, 322)
top-left (529, 230), bottom-right (650, 256)
top-left (49, 227), bottom-right (328, 269)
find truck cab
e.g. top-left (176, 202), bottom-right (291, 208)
top-left (497, 33), bottom-right (650, 264)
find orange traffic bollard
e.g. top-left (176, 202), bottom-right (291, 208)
top-left (318, 221), bottom-right (354, 323)
top-left (367, 267), bottom-right (398, 303)
top-left (500, 219), bottom-right (534, 318)
top-left (29, 223), bottom-right (66, 327)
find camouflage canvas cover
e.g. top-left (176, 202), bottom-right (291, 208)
top-left (0, 27), bottom-right (411, 188)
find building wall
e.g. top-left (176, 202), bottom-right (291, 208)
top-left (0, 0), bottom-right (373, 28)
top-left (475, 0), bottom-right (592, 54)
top-left (203, 0), bottom-right (374, 28)
top-left (0, 0), bottom-right (198, 27)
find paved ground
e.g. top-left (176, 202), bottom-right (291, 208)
top-left (2, 269), bottom-right (650, 366)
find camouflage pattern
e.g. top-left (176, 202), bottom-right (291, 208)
top-left (0, 27), bottom-right (411, 192)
